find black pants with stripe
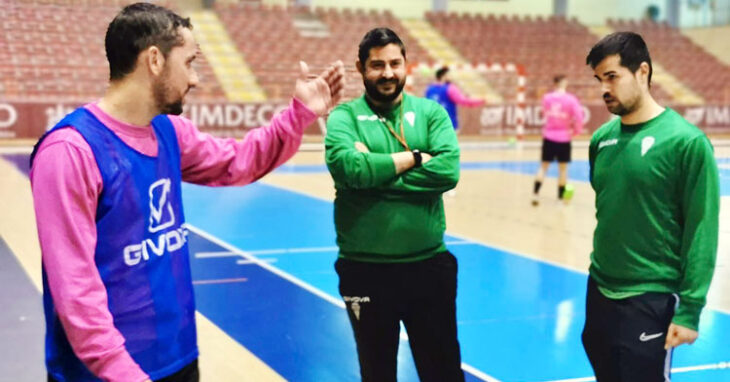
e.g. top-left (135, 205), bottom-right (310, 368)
top-left (335, 251), bottom-right (464, 382)
top-left (582, 278), bottom-right (677, 382)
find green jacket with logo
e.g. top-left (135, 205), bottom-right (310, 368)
top-left (325, 93), bottom-right (460, 263)
top-left (589, 108), bottom-right (719, 330)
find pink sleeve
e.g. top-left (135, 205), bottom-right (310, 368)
top-left (30, 128), bottom-right (149, 382)
top-left (447, 84), bottom-right (486, 107)
top-left (571, 96), bottom-right (585, 135)
top-left (174, 97), bottom-right (318, 186)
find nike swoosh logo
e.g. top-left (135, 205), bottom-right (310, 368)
top-left (639, 332), bottom-right (664, 342)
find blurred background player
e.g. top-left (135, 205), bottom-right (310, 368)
top-left (531, 74), bottom-right (584, 206)
top-left (424, 66), bottom-right (486, 133)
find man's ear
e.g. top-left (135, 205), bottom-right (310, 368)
top-left (356, 60), bottom-right (364, 74)
top-left (638, 61), bottom-right (651, 87)
top-left (144, 46), bottom-right (165, 76)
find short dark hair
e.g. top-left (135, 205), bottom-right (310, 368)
top-left (105, 2), bottom-right (193, 81)
top-left (586, 31), bottom-right (653, 86)
top-left (436, 66), bottom-right (449, 80)
top-left (357, 27), bottom-right (406, 66)
top-left (553, 74), bottom-right (566, 84)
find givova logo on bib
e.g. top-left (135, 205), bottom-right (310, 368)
top-left (149, 178), bottom-right (176, 233)
top-left (123, 178), bottom-right (188, 266)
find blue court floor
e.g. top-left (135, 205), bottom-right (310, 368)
top-left (180, 159), bottom-right (730, 381)
top-left (2, 153), bottom-right (729, 381)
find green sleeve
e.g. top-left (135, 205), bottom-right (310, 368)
top-left (389, 103), bottom-right (460, 194)
top-left (672, 135), bottom-right (720, 330)
top-left (325, 107), bottom-right (397, 189)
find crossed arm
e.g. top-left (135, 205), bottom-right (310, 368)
top-left (325, 105), bottom-right (459, 194)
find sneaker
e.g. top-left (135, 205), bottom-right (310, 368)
top-left (562, 184), bottom-right (574, 204)
top-left (531, 196), bottom-right (539, 206)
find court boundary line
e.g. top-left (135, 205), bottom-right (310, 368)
top-left (188, 224), bottom-right (345, 308)
top-left (444, 231), bottom-right (730, 317)
top-left (255, 180), bottom-right (730, 315)
top-left (194, 241), bottom-right (474, 258)
top-left (192, 240), bottom-right (730, 317)
top-left (193, 277), bottom-right (248, 285)
top-left (186, 223), bottom-right (501, 382)
top-left (542, 360), bottom-right (730, 382)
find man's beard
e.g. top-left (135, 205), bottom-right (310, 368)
top-left (604, 92), bottom-right (639, 116)
top-left (363, 76), bottom-right (406, 104)
top-left (160, 99), bottom-right (184, 116)
top-left (153, 75), bottom-right (185, 116)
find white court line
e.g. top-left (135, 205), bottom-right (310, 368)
top-left (193, 277), bottom-right (248, 285)
top-left (542, 361), bottom-right (730, 382)
top-left (446, 240), bottom-right (474, 246)
top-left (444, 231), bottom-right (730, 316)
top-left (186, 224), bottom-right (500, 382)
top-left (236, 259), bottom-right (277, 265)
top-left (445, 230), bottom-right (588, 275)
top-left (196, 241), bottom-right (474, 259)
top-left (249, 246), bottom-right (338, 255)
top-left (248, 241), bottom-right (474, 255)
top-left (543, 377), bottom-right (595, 382)
top-left (672, 361), bottom-right (730, 373)
top-left (188, 224), bottom-right (346, 308)
top-left (195, 251), bottom-right (239, 258)
top-left (256, 178), bottom-right (590, 277)
top-left (463, 364), bottom-right (500, 382)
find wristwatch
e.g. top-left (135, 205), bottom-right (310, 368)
top-left (412, 149), bottom-right (422, 168)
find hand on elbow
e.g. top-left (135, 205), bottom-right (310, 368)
top-left (422, 152), bottom-right (433, 164)
top-left (354, 142), bottom-right (369, 153)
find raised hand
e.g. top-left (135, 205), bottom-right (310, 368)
top-left (294, 60), bottom-right (346, 116)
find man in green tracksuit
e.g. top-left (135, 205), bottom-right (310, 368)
top-left (325, 28), bottom-right (463, 382)
top-left (583, 32), bottom-right (719, 381)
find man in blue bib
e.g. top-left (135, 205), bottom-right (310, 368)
top-left (424, 66), bottom-right (485, 132)
top-left (30, 3), bottom-right (345, 381)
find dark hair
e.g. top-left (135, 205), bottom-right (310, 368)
top-left (436, 66), bottom-right (449, 80)
top-left (553, 74), bottom-right (566, 84)
top-left (586, 31), bottom-right (653, 86)
top-left (105, 2), bottom-right (192, 81)
top-left (357, 27), bottom-right (406, 66)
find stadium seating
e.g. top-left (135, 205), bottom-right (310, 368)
top-left (1, 1), bottom-right (728, 108)
top-left (609, 19), bottom-right (730, 103)
top-left (426, 12), bottom-right (676, 103)
top-left (215, 2), bottom-right (433, 100)
top-left (0, 0), bottom-right (227, 103)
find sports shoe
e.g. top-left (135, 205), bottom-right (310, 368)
top-left (562, 184), bottom-right (574, 204)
